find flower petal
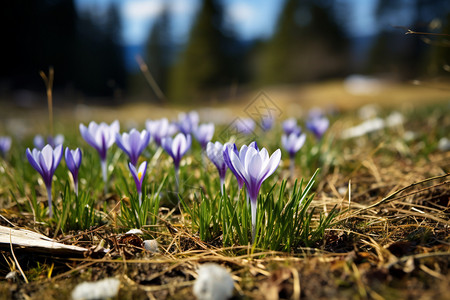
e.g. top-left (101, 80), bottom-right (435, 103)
top-left (53, 144), bottom-right (63, 171)
top-left (26, 148), bottom-right (43, 175)
top-left (260, 149), bottom-right (281, 182)
top-left (247, 151), bottom-right (262, 181)
top-left (65, 147), bottom-right (75, 171)
top-left (229, 150), bottom-right (249, 187)
top-left (41, 145), bottom-right (54, 172)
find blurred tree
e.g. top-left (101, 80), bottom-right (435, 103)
top-left (168, 0), bottom-right (240, 102)
top-left (367, 0), bottom-right (450, 78)
top-left (73, 3), bottom-right (125, 98)
top-left (0, 1), bottom-right (126, 99)
top-left (0, 0), bottom-right (77, 91)
top-left (427, 13), bottom-right (450, 76)
top-left (256, 0), bottom-right (349, 85)
top-left (145, 4), bottom-right (172, 95)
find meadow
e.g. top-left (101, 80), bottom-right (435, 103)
top-left (0, 83), bottom-right (449, 299)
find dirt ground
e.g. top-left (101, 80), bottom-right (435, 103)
top-left (0, 79), bottom-right (449, 299)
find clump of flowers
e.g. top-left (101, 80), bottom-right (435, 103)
top-left (79, 120), bottom-right (119, 193)
top-left (26, 144), bottom-right (63, 218)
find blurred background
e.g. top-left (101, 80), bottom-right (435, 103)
top-left (1, 0), bottom-right (450, 106)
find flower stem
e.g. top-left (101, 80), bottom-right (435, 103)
top-left (220, 178), bottom-right (224, 195)
top-left (201, 150), bottom-right (206, 167)
top-left (175, 167), bottom-right (180, 194)
top-left (250, 199), bottom-right (257, 244)
top-left (290, 156), bottom-right (295, 179)
top-left (138, 192), bottom-right (142, 207)
top-left (46, 185), bottom-right (53, 218)
top-left (74, 181), bottom-right (78, 197)
top-left (101, 159), bottom-right (107, 194)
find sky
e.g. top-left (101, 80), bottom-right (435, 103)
top-left (75, 0), bottom-right (382, 46)
top-left (74, 0), bottom-right (384, 71)
top-left (76, 0), bottom-right (285, 45)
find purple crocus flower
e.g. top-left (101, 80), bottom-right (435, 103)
top-left (161, 133), bottom-right (191, 190)
top-left (193, 123), bottom-right (215, 149)
top-left (115, 129), bottom-right (150, 166)
top-left (79, 120), bottom-right (119, 161)
top-left (306, 108), bottom-right (329, 139)
top-left (26, 144), bottom-right (63, 218)
top-left (79, 120), bottom-right (119, 193)
top-left (282, 118), bottom-right (301, 136)
top-left (281, 132), bottom-right (306, 178)
top-left (178, 111), bottom-right (199, 135)
top-left (206, 141), bottom-right (228, 195)
top-left (235, 118), bottom-right (255, 135)
top-left (0, 136), bottom-right (12, 158)
top-left (223, 141), bottom-right (258, 193)
top-left (306, 114), bottom-right (329, 140)
top-left (146, 118), bottom-right (178, 147)
top-left (226, 144), bottom-right (281, 242)
top-left (308, 107), bottom-right (325, 120)
top-left (34, 134), bottom-right (64, 150)
top-left (281, 132), bottom-right (306, 158)
top-left (260, 116), bottom-right (275, 132)
top-left (128, 161), bottom-right (147, 206)
top-left (65, 147), bottom-right (82, 196)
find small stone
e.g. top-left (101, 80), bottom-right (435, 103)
top-left (193, 263), bottom-right (234, 300)
top-left (438, 137), bottom-right (450, 152)
top-left (125, 229), bottom-right (143, 235)
top-left (71, 277), bottom-right (120, 300)
top-left (143, 239), bottom-right (159, 253)
top-left (5, 271), bottom-right (18, 281)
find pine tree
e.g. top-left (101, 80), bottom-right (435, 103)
top-left (145, 5), bottom-right (172, 94)
top-left (168, 0), bottom-right (233, 102)
top-left (1, 0), bottom-right (78, 90)
top-left (73, 3), bottom-right (125, 98)
top-left (427, 13), bottom-right (450, 76)
top-left (256, 0), bottom-right (349, 85)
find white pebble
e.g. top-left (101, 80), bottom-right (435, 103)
top-left (5, 271), bottom-right (18, 281)
top-left (143, 239), bottom-right (159, 253)
top-left (438, 137), bottom-right (450, 152)
top-left (125, 229), bottom-right (143, 235)
top-left (71, 278), bottom-right (120, 300)
top-left (193, 263), bottom-right (234, 300)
